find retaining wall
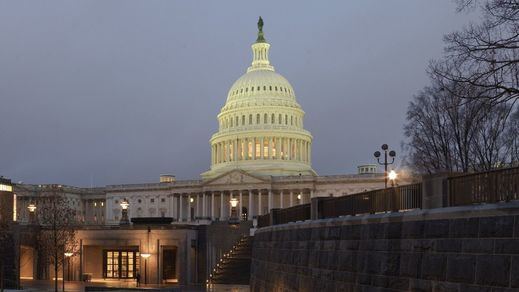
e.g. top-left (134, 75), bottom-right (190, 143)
top-left (251, 202), bottom-right (519, 291)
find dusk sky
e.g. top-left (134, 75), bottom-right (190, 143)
top-left (0, 1), bottom-right (474, 186)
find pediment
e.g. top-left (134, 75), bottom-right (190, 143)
top-left (203, 170), bottom-right (269, 186)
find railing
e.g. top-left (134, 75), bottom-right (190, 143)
top-left (257, 214), bottom-right (271, 228)
top-left (449, 166), bottom-right (519, 206)
top-left (320, 183), bottom-right (422, 218)
top-left (275, 204), bottom-right (311, 225)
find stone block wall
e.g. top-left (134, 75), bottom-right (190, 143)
top-left (251, 203), bottom-right (519, 291)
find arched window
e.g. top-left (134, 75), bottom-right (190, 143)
top-left (263, 86), bottom-right (266, 91)
top-left (275, 86), bottom-right (278, 91)
top-left (240, 89), bottom-right (243, 93)
top-left (257, 114), bottom-right (260, 124)
top-left (279, 114), bottom-right (282, 124)
top-left (264, 113), bottom-right (268, 123)
top-left (271, 114), bottom-right (275, 123)
top-left (269, 86), bottom-right (272, 91)
top-left (242, 115), bottom-right (245, 125)
top-left (249, 114), bottom-right (252, 124)
top-left (230, 118), bottom-right (233, 127)
top-left (245, 87), bottom-right (248, 92)
top-left (235, 116), bottom-right (239, 126)
top-left (251, 87), bottom-right (254, 92)
top-left (291, 116), bottom-right (293, 125)
top-left (285, 114), bottom-right (288, 125)
top-left (257, 86), bottom-right (260, 91)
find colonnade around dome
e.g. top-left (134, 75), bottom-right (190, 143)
top-left (211, 136), bottom-right (311, 165)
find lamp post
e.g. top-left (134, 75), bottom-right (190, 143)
top-left (63, 252), bottom-right (73, 292)
top-left (229, 198), bottom-right (239, 225)
top-left (120, 199), bottom-right (130, 225)
top-left (27, 202), bottom-right (37, 224)
top-left (140, 253), bottom-right (151, 285)
top-left (374, 144), bottom-right (396, 189)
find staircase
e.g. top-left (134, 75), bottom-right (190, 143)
top-left (208, 235), bottom-right (253, 285)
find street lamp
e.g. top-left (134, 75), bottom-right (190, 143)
top-left (388, 170), bottom-right (398, 187)
top-left (120, 199), bottom-right (130, 225)
top-left (229, 198), bottom-right (239, 225)
top-left (374, 144), bottom-right (396, 188)
top-left (27, 202), bottom-right (36, 224)
top-left (63, 252), bottom-right (73, 291)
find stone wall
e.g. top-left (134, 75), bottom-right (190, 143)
top-left (251, 202), bottom-right (519, 291)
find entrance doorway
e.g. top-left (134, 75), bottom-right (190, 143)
top-left (162, 247), bottom-right (177, 282)
top-left (102, 250), bottom-right (140, 279)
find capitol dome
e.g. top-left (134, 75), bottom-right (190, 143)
top-left (202, 18), bottom-right (316, 179)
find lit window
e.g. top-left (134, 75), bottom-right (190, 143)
top-left (94, 202), bottom-right (97, 207)
top-left (101, 202), bottom-right (104, 206)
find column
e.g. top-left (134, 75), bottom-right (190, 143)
top-left (290, 191), bottom-right (294, 207)
top-left (276, 137), bottom-right (281, 159)
top-left (234, 139), bottom-right (238, 161)
top-left (258, 190), bottom-right (262, 215)
top-left (260, 137), bottom-right (264, 159)
top-left (300, 190), bottom-right (304, 204)
top-left (244, 138), bottom-right (249, 160)
top-left (287, 139), bottom-right (291, 160)
top-left (252, 138), bottom-right (256, 160)
top-left (280, 191), bottom-right (284, 208)
top-left (239, 191), bottom-right (243, 220)
top-left (248, 190), bottom-right (253, 220)
top-left (267, 137), bottom-right (271, 159)
top-left (268, 190), bottom-right (273, 212)
top-left (188, 194), bottom-right (192, 222)
top-left (220, 192), bottom-right (224, 220)
top-left (229, 191), bottom-right (233, 217)
top-left (309, 142), bottom-right (312, 163)
top-left (196, 194), bottom-right (200, 219)
top-left (179, 195), bottom-right (183, 222)
top-left (211, 192), bottom-right (215, 221)
top-left (202, 193), bottom-right (207, 218)
top-left (310, 190), bottom-right (315, 199)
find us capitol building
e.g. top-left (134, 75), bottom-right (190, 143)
top-left (9, 19), bottom-right (395, 286)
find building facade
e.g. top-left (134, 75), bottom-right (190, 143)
top-left (10, 19), bottom-right (413, 286)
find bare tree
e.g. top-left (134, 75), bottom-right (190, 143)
top-left (404, 78), bottom-right (517, 173)
top-left (36, 186), bottom-right (78, 292)
top-left (431, 0), bottom-right (519, 104)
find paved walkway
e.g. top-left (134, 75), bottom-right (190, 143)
top-left (17, 280), bottom-right (249, 292)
